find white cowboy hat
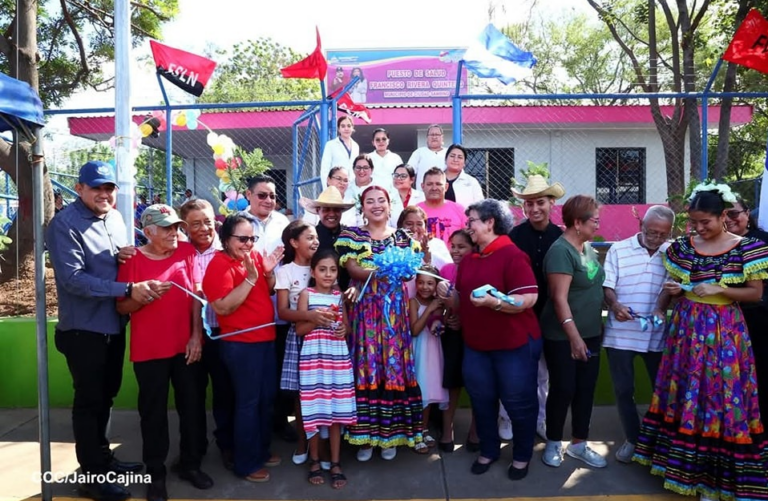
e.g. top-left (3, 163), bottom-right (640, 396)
top-left (511, 174), bottom-right (566, 200)
top-left (301, 186), bottom-right (355, 215)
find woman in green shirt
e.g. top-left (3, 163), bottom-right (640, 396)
top-left (540, 195), bottom-right (607, 470)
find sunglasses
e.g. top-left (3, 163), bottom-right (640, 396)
top-left (231, 235), bottom-right (258, 244)
top-left (254, 192), bottom-right (276, 200)
top-left (726, 209), bottom-right (747, 219)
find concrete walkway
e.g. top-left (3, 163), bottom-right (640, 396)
top-left (0, 407), bottom-right (686, 501)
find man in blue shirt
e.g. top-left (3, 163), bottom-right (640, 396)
top-left (46, 161), bottom-right (162, 501)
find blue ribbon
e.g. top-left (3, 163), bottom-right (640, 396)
top-left (627, 307), bottom-right (664, 332)
top-left (171, 282), bottom-right (212, 338)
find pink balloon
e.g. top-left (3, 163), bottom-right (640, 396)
top-left (214, 158), bottom-right (227, 169)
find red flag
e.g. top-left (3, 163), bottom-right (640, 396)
top-left (150, 40), bottom-right (217, 97)
top-left (723, 9), bottom-right (768, 74)
top-left (280, 27), bottom-right (328, 80)
top-left (328, 87), bottom-right (372, 123)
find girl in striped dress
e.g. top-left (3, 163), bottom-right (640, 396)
top-left (296, 249), bottom-right (356, 489)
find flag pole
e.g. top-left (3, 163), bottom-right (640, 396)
top-left (452, 60), bottom-right (464, 145)
top-left (759, 129), bottom-right (768, 231)
top-left (115, 0), bottom-right (134, 242)
top-left (701, 57), bottom-right (725, 181)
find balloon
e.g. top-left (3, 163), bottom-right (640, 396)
top-left (151, 110), bottom-right (167, 130)
top-left (187, 118), bottom-right (198, 130)
top-left (236, 198), bottom-right (248, 210)
top-left (139, 123), bottom-right (153, 138)
top-left (220, 173), bottom-right (231, 184)
top-left (215, 169), bottom-right (226, 178)
top-left (229, 157), bottom-right (241, 169)
top-left (207, 132), bottom-right (218, 147)
top-left (226, 200), bottom-right (236, 210)
top-left (214, 158), bottom-right (227, 169)
top-left (225, 190), bottom-right (237, 200)
top-left (212, 144), bottom-right (224, 155)
top-left (175, 113), bottom-right (187, 127)
top-left (213, 153), bottom-right (223, 160)
top-left (107, 158), bottom-right (116, 167)
top-left (218, 205), bottom-right (228, 215)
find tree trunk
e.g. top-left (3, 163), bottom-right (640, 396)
top-left (0, 0), bottom-right (53, 284)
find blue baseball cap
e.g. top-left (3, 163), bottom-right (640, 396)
top-left (78, 161), bottom-right (117, 187)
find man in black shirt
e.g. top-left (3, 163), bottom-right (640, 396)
top-left (509, 174), bottom-right (566, 442)
top-left (304, 186), bottom-right (355, 291)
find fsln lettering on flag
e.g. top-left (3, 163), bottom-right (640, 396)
top-left (440, 24), bottom-right (536, 85)
top-left (723, 9), bottom-right (768, 75)
top-left (150, 40), bottom-right (217, 97)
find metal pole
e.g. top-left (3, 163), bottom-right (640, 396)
top-left (292, 123), bottom-right (300, 215)
top-left (701, 57), bottom-right (724, 182)
top-left (114, 0), bottom-right (134, 242)
top-left (154, 75), bottom-right (173, 206)
top-left (31, 127), bottom-right (51, 501)
top-left (452, 61), bottom-right (464, 145)
top-left (319, 81), bottom-right (329, 153)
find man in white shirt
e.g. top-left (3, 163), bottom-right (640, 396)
top-left (408, 124), bottom-right (448, 187)
top-left (369, 128), bottom-right (403, 187)
top-left (603, 205), bottom-right (674, 464)
top-left (240, 175), bottom-right (290, 253)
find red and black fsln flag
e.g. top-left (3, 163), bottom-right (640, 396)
top-left (149, 40), bottom-right (217, 97)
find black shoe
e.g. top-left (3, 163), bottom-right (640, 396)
top-left (277, 422), bottom-right (298, 442)
top-left (221, 449), bottom-right (234, 470)
top-left (106, 454), bottom-right (144, 474)
top-left (470, 458), bottom-right (497, 475)
top-left (465, 440), bottom-right (481, 453)
top-left (507, 463), bottom-right (529, 481)
top-left (179, 468), bottom-right (214, 490)
top-left (146, 478), bottom-right (168, 501)
top-left (438, 441), bottom-right (454, 453)
top-left (78, 480), bottom-right (130, 501)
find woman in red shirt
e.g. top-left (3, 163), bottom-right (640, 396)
top-left (201, 214), bottom-right (283, 483)
top-left (437, 199), bottom-right (541, 482)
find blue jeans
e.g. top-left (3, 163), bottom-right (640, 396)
top-left (219, 340), bottom-right (276, 477)
top-left (463, 336), bottom-right (542, 462)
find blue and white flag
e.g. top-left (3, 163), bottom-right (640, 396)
top-left (441, 24), bottom-right (536, 85)
top-left (759, 131), bottom-right (768, 231)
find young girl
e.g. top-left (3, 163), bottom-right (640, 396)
top-left (296, 249), bottom-right (356, 489)
top-left (276, 220), bottom-right (335, 465)
top-left (409, 265), bottom-right (450, 453)
top-left (438, 229), bottom-right (478, 452)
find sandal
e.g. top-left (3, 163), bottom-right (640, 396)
top-left (308, 458), bottom-right (324, 486)
top-left (330, 461), bottom-right (347, 490)
top-left (423, 433), bottom-right (436, 448)
top-left (414, 442), bottom-right (430, 454)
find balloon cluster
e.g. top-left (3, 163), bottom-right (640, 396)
top-left (172, 109), bottom-right (201, 130)
top-left (223, 189), bottom-right (248, 212)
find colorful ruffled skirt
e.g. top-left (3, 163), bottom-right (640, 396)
top-left (633, 298), bottom-right (768, 500)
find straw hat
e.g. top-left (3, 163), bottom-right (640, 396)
top-left (511, 174), bottom-right (565, 200)
top-left (302, 186), bottom-right (355, 215)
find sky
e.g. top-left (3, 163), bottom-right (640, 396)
top-left (62, 0), bottom-right (593, 109)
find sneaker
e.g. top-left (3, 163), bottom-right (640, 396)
top-left (566, 442), bottom-right (607, 468)
top-left (542, 440), bottom-right (563, 467)
top-left (536, 421), bottom-right (547, 441)
top-left (356, 447), bottom-right (373, 462)
top-left (292, 450), bottom-right (308, 465)
top-left (380, 447), bottom-right (397, 461)
top-left (615, 441), bottom-right (635, 464)
top-left (498, 417), bottom-right (513, 441)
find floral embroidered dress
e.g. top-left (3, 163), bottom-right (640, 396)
top-left (633, 236), bottom-right (768, 501)
top-left (335, 226), bottom-right (424, 448)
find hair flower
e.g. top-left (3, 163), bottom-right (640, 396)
top-left (688, 182), bottom-right (737, 205)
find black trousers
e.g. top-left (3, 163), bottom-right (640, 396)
top-left (196, 329), bottom-right (236, 452)
top-left (745, 306), bottom-right (768, 420)
top-left (54, 328), bottom-right (126, 474)
top-left (543, 337), bottom-right (602, 441)
top-left (133, 353), bottom-right (206, 478)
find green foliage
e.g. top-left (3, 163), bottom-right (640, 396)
top-left (214, 147), bottom-right (273, 216)
top-left (200, 38), bottom-right (322, 104)
top-left (0, 0), bottom-right (179, 107)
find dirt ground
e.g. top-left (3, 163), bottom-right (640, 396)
top-left (0, 258), bottom-right (58, 317)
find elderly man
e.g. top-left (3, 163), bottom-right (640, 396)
top-left (238, 174), bottom-right (295, 440)
top-left (118, 205), bottom-right (212, 499)
top-left (46, 161), bottom-right (152, 501)
top-left (408, 124), bottom-right (448, 187)
top-left (179, 199), bottom-right (235, 470)
top-left (417, 167), bottom-right (467, 245)
top-left (603, 205), bottom-right (675, 463)
top-left (508, 174), bottom-right (566, 442)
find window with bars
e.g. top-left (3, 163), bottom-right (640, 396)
top-left (596, 147), bottom-right (646, 204)
top-left (465, 148), bottom-right (515, 200)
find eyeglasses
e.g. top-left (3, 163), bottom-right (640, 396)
top-left (254, 192), bottom-right (276, 200)
top-left (643, 229), bottom-right (670, 240)
top-left (231, 235), bottom-right (257, 244)
top-left (589, 217), bottom-right (600, 225)
top-left (466, 217), bottom-right (480, 227)
top-left (726, 209), bottom-right (748, 219)
top-left (354, 165), bottom-right (372, 171)
top-left (330, 176), bottom-right (349, 184)
top-left (427, 133), bottom-right (443, 137)
top-left (392, 173), bottom-right (410, 180)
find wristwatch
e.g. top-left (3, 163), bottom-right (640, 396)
top-left (125, 282), bottom-right (133, 298)
top-left (493, 298), bottom-right (503, 311)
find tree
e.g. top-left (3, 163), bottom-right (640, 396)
top-left (0, 0), bottom-right (178, 282)
top-left (586, 0), bottom-right (714, 205)
top-left (200, 37), bottom-right (321, 104)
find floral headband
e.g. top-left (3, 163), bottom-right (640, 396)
top-left (688, 182), bottom-right (737, 204)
